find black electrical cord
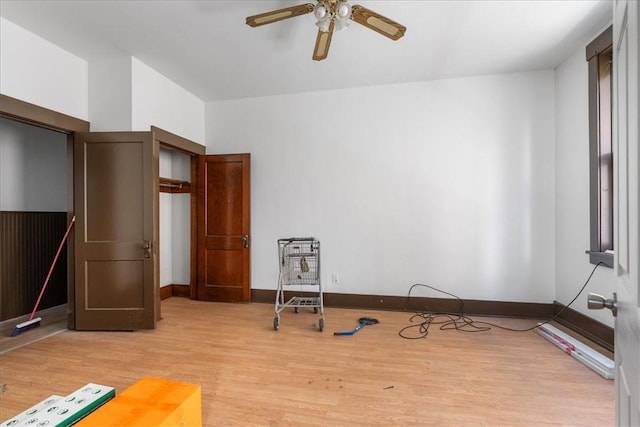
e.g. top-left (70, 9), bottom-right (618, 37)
top-left (399, 262), bottom-right (604, 339)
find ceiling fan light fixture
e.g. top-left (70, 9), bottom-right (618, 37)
top-left (335, 1), bottom-right (352, 18)
top-left (246, 2), bottom-right (406, 60)
top-left (334, 18), bottom-right (349, 32)
top-left (314, 2), bottom-right (331, 32)
top-left (334, 1), bottom-right (351, 31)
top-left (316, 18), bottom-right (331, 32)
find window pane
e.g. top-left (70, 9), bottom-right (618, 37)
top-left (598, 49), bottom-right (613, 251)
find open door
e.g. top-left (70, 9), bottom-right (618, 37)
top-left (74, 132), bottom-right (158, 330)
top-left (612, 0), bottom-right (640, 424)
top-left (196, 154), bottom-right (250, 302)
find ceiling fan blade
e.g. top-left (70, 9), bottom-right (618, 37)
top-left (350, 5), bottom-right (406, 41)
top-left (312, 21), bottom-right (335, 61)
top-left (246, 3), bottom-right (314, 27)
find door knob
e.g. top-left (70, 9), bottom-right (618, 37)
top-left (242, 235), bottom-right (249, 248)
top-left (587, 292), bottom-right (617, 317)
top-left (142, 241), bottom-right (152, 258)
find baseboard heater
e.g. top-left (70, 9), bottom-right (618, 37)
top-left (535, 323), bottom-right (614, 380)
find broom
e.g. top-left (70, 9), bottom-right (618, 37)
top-left (11, 216), bottom-right (75, 337)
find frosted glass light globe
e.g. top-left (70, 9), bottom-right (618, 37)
top-left (336, 2), bottom-right (351, 18)
top-left (314, 4), bottom-right (328, 19)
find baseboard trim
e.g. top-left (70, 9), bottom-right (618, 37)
top-left (172, 284), bottom-right (191, 298)
top-left (160, 286), bottom-right (172, 300)
top-left (160, 284), bottom-right (191, 300)
top-left (160, 288), bottom-right (614, 352)
top-left (553, 301), bottom-right (614, 353)
top-left (251, 289), bottom-right (553, 319)
top-left (253, 290), bottom-right (613, 351)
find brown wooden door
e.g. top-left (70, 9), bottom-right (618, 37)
top-left (197, 154), bottom-right (250, 302)
top-left (74, 132), bottom-right (158, 330)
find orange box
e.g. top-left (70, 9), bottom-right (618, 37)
top-left (76, 377), bottom-right (201, 426)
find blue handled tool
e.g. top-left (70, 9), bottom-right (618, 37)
top-left (333, 317), bottom-right (379, 336)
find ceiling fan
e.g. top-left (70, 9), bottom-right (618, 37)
top-left (246, 1), bottom-right (406, 61)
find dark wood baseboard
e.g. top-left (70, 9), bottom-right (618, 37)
top-left (251, 289), bottom-right (553, 319)
top-left (160, 286), bottom-right (172, 300)
top-left (253, 290), bottom-right (614, 351)
top-left (553, 301), bottom-right (614, 352)
top-left (172, 284), bottom-right (191, 298)
top-left (160, 284), bottom-right (191, 300)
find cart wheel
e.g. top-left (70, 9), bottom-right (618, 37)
top-left (294, 307), bottom-right (300, 313)
top-left (273, 316), bottom-right (279, 330)
top-left (318, 318), bottom-right (324, 332)
top-left (313, 307), bottom-right (318, 314)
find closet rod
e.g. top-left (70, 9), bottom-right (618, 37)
top-left (159, 182), bottom-right (184, 189)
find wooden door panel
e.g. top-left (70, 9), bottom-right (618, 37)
top-left (85, 142), bottom-right (145, 241)
top-left (75, 132), bottom-right (157, 330)
top-left (86, 260), bottom-right (145, 308)
top-left (202, 250), bottom-right (245, 301)
top-left (197, 154), bottom-right (250, 302)
top-left (205, 161), bottom-right (244, 234)
top-left (205, 236), bottom-right (244, 249)
top-left (206, 250), bottom-right (243, 282)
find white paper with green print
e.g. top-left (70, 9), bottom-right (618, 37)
top-left (1, 383), bottom-right (115, 426)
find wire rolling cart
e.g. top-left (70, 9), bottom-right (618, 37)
top-left (274, 237), bottom-right (324, 331)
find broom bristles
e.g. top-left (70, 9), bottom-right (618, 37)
top-left (10, 317), bottom-right (42, 337)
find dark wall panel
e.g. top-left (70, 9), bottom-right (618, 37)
top-left (0, 211), bottom-right (67, 320)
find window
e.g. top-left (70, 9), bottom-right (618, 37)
top-left (586, 26), bottom-right (613, 268)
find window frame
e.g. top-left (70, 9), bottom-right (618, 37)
top-left (586, 26), bottom-right (613, 268)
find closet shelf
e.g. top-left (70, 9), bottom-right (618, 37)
top-left (159, 177), bottom-right (191, 193)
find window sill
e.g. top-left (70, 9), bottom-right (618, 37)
top-left (587, 250), bottom-right (614, 268)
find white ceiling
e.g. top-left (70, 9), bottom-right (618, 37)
top-left (0, 0), bottom-right (612, 102)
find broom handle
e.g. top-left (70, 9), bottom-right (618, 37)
top-left (29, 216), bottom-right (76, 320)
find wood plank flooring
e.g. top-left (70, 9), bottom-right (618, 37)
top-left (0, 304), bottom-right (67, 355)
top-left (0, 298), bottom-right (614, 426)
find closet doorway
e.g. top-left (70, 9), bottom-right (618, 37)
top-left (0, 116), bottom-right (69, 323)
top-left (0, 95), bottom-right (206, 331)
top-left (0, 94), bottom-right (88, 330)
top-left (72, 127), bottom-right (204, 330)
top-left (1, 95), bottom-right (251, 330)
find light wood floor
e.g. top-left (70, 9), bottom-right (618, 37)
top-left (0, 304), bottom-right (67, 355)
top-left (0, 298), bottom-right (614, 426)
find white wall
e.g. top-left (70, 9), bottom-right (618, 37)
top-left (88, 56), bottom-right (206, 139)
top-left (0, 18), bottom-right (88, 120)
top-left (88, 56), bottom-right (133, 131)
top-left (206, 71), bottom-right (556, 302)
top-left (131, 58), bottom-right (205, 143)
top-left (554, 27), bottom-right (615, 327)
top-left (0, 117), bottom-right (67, 211)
